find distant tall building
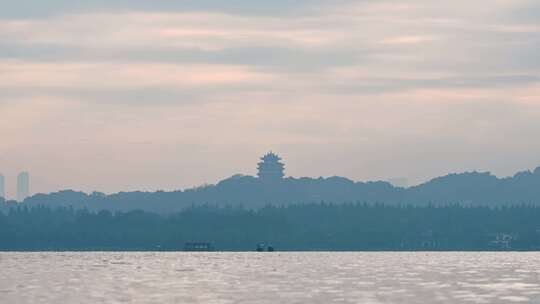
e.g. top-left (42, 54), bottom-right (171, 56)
top-left (257, 152), bottom-right (285, 181)
top-left (0, 174), bottom-right (5, 200)
top-left (17, 172), bottom-right (30, 202)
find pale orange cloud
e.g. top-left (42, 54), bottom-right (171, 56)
top-left (0, 61), bottom-right (273, 88)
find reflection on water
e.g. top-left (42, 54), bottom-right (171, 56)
top-left (1, 252), bottom-right (540, 303)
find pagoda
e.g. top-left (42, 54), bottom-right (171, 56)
top-left (257, 152), bottom-right (285, 181)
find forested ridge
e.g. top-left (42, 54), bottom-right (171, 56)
top-left (4, 166), bottom-right (540, 214)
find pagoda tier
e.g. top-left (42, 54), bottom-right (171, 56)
top-left (257, 152), bottom-right (285, 181)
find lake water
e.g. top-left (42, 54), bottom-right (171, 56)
top-left (1, 252), bottom-right (540, 303)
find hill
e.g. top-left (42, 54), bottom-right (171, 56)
top-left (2, 166), bottom-right (540, 213)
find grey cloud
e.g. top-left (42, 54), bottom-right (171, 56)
top-left (2, 73), bottom-right (538, 107)
top-left (0, 43), bottom-right (83, 61)
top-left (3, 0), bottom-right (539, 78)
top-left (0, 84), bottom-right (281, 106)
top-left (317, 75), bottom-right (540, 96)
top-left (0, 87), bottom-right (201, 106)
top-left (508, 1), bottom-right (540, 24)
top-left (0, 0), bottom-right (347, 19)
top-left (0, 43), bottom-right (372, 72)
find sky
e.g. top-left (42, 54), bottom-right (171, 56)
top-left (1, 0), bottom-right (539, 198)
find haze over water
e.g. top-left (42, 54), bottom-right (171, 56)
top-left (1, 252), bottom-right (540, 304)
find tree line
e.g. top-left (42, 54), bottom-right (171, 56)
top-left (1, 203), bottom-right (540, 251)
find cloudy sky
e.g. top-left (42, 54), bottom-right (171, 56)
top-left (1, 0), bottom-right (539, 198)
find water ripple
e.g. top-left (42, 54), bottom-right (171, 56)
top-left (1, 252), bottom-right (540, 303)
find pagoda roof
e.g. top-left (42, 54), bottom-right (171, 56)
top-left (260, 151), bottom-right (282, 162)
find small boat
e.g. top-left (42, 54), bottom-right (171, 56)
top-left (256, 243), bottom-right (276, 252)
top-left (184, 242), bottom-right (214, 251)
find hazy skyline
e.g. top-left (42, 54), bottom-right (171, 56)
top-left (1, 1), bottom-right (539, 198)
